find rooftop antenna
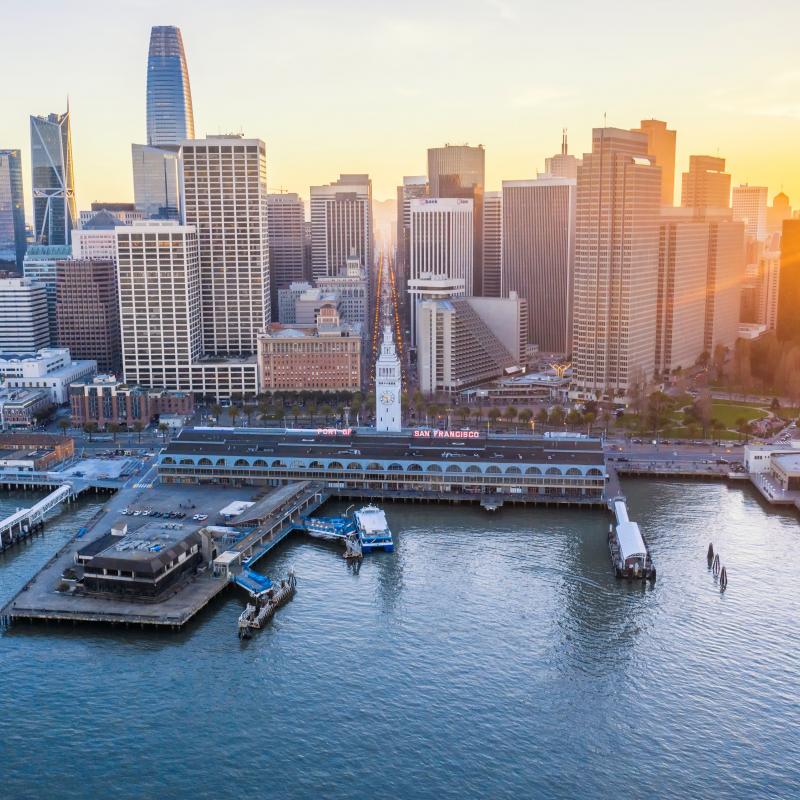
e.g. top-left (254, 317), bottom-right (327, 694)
top-left (561, 128), bottom-right (568, 155)
top-left (603, 112), bottom-right (607, 128)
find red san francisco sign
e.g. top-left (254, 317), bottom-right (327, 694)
top-left (413, 429), bottom-right (480, 439)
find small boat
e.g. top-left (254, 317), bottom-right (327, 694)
top-left (303, 516), bottom-right (356, 540)
top-left (354, 505), bottom-right (393, 553)
top-left (608, 522), bottom-right (656, 582)
top-left (237, 570), bottom-right (296, 639)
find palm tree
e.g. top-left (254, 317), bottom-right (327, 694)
top-left (57, 418), bottom-right (70, 436)
top-left (108, 422), bottom-right (122, 443)
top-left (210, 403), bottom-right (222, 423)
top-left (488, 407), bottom-right (501, 428)
top-left (456, 405), bottom-right (470, 425)
top-left (290, 404), bottom-right (301, 425)
top-left (242, 404), bottom-right (256, 426)
top-left (132, 421), bottom-right (144, 443)
top-left (319, 403), bottom-right (334, 423)
top-left (158, 422), bottom-right (170, 440)
top-left (472, 407), bottom-right (483, 425)
top-left (505, 406), bottom-right (518, 425)
top-left (518, 409), bottom-right (532, 428)
top-left (548, 406), bottom-right (566, 427)
top-left (535, 408), bottom-right (549, 427)
top-left (82, 421), bottom-right (98, 442)
top-left (306, 400), bottom-right (318, 424)
top-left (565, 409), bottom-right (583, 430)
top-left (229, 406), bottom-right (241, 427)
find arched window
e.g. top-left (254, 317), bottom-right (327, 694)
top-left (486, 465), bottom-right (502, 474)
top-left (162, 456), bottom-right (175, 465)
top-left (328, 461), bottom-right (344, 470)
top-left (505, 466), bottom-right (521, 475)
top-left (253, 459), bottom-right (267, 467)
top-left (466, 465), bottom-right (482, 474)
top-left (566, 467), bottom-right (581, 476)
top-left (198, 457), bottom-right (212, 466)
top-left (406, 463), bottom-right (423, 472)
top-left (216, 458), bottom-right (226, 466)
top-left (347, 462), bottom-right (363, 470)
top-left (525, 466), bottom-right (542, 475)
top-left (388, 463), bottom-right (403, 471)
top-left (446, 464), bottom-right (462, 473)
top-left (546, 467), bottom-right (561, 476)
top-left (366, 462), bottom-right (382, 472)
top-left (234, 459), bottom-right (249, 467)
top-left (587, 468), bottom-right (603, 476)
top-left (272, 459), bottom-right (287, 468)
top-left (309, 460), bottom-right (324, 469)
top-left (426, 464), bottom-right (442, 473)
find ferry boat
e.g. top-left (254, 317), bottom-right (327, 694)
top-left (608, 514), bottom-right (656, 581)
top-left (354, 505), bottom-right (394, 553)
top-left (303, 516), bottom-right (356, 540)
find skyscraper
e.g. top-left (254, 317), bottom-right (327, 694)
top-left (30, 110), bottom-right (77, 246)
top-left (310, 174), bottom-right (373, 280)
top-left (767, 192), bottom-right (792, 235)
top-left (776, 220), bottom-right (800, 341)
top-left (131, 143), bottom-right (181, 219)
top-left (482, 191), bottom-right (502, 298)
top-left (0, 149), bottom-right (26, 270)
top-left (266, 193), bottom-right (306, 313)
top-left (181, 135), bottom-right (270, 355)
top-left (428, 144), bottom-right (485, 294)
top-left (22, 244), bottom-right (72, 345)
top-left (543, 131), bottom-right (580, 180)
top-left (704, 220), bottom-right (746, 351)
top-left (0, 276), bottom-right (50, 351)
top-left (633, 119), bottom-right (676, 206)
top-left (571, 128), bottom-right (661, 399)
top-left (732, 184), bottom-right (768, 241)
top-left (146, 26), bottom-right (195, 147)
top-left (502, 176), bottom-right (576, 355)
top-left (681, 155), bottom-right (731, 214)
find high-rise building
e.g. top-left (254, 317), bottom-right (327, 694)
top-left (22, 244), bottom-right (72, 344)
top-left (266, 193), bottom-right (305, 313)
top-left (571, 128), bottom-right (661, 399)
top-left (375, 323), bottom-right (402, 431)
top-left (767, 192), bottom-right (792, 235)
top-left (681, 155), bottom-right (731, 214)
top-left (146, 26), bottom-right (195, 147)
top-left (408, 197), bottom-right (473, 345)
top-left (777, 219), bottom-right (800, 341)
top-left (396, 176), bottom-right (428, 293)
top-left (55, 259), bottom-right (121, 374)
top-left (655, 217), bottom-right (709, 375)
top-left (428, 144), bottom-right (485, 295)
top-left (732, 184), bottom-right (768, 241)
top-left (501, 176), bottom-right (576, 355)
top-left (181, 136), bottom-right (269, 355)
top-left (633, 120), bottom-right (676, 206)
top-left (131, 144), bottom-right (181, 219)
top-left (704, 220), bottom-right (746, 352)
top-left (482, 191), bottom-right (502, 298)
top-left (543, 130), bottom-right (581, 180)
top-left (416, 293), bottom-right (526, 396)
top-left (310, 174), bottom-right (373, 280)
top-left (0, 276), bottom-right (50, 351)
top-left (0, 149), bottom-right (27, 270)
top-left (30, 110), bottom-right (77, 246)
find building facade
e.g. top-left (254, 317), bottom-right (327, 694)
top-left (56, 259), bottom-right (121, 374)
top-left (502, 177), bottom-right (575, 355)
top-left (131, 143), bottom-right (181, 219)
top-left (146, 26), bottom-right (195, 146)
top-left (776, 219), bottom-right (800, 341)
top-left (543, 130), bottom-right (581, 180)
top-left (0, 388), bottom-right (52, 429)
top-left (22, 244), bottom-right (72, 345)
top-left (681, 155), bottom-right (731, 214)
top-left (633, 120), bottom-right (676, 206)
top-left (0, 276), bottom-right (50, 351)
top-left (705, 220), bottom-right (746, 352)
top-left (375, 323), bottom-right (402, 432)
top-left (732, 184), bottom-right (768, 241)
top-left (30, 110), bottom-right (77, 246)
top-left (266, 192), bottom-right (306, 313)
top-left (482, 191), bottom-right (502, 298)
top-left (0, 348), bottom-right (96, 403)
top-left (0, 149), bottom-right (26, 270)
top-left (317, 257), bottom-right (369, 329)
top-left (396, 176), bottom-right (428, 301)
top-left (181, 136), bottom-right (270, 354)
top-left (571, 128), bottom-right (661, 400)
top-left (310, 174), bottom-right (373, 280)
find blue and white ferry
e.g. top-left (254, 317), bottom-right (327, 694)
top-left (354, 505), bottom-right (394, 553)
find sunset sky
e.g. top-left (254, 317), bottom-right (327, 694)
top-left (3, 0), bottom-right (799, 213)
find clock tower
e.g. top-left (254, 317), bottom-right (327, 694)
top-left (375, 322), bottom-right (402, 432)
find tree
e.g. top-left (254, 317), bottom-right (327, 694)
top-left (736, 417), bottom-right (751, 443)
top-left (229, 406), bottom-right (241, 427)
top-left (548, 406), bottom-right (565, 427)
top-left (210, 403), bottom-right (222, 423)
top-left (488, 407), bottom-right (501, 427)
top-left (132, 421), bottom-right (144, 443)
top-left (565, 409), bottom-right (583, 430)
top-left (57, 418), bottom-right (70, 436)
top-left (504, 406), bottom-right (518, 424)
top-left (712, 344), bottom-right (728, 383)
top-left (456, 405), bottom-right (471, 425)
top-left (306, 400), bottom-right (318, 423)
top-left (108, 422), bottom-right (122, 443)
top-left (290, 404), bottom-right (301, 425)
top-left (627, 367), bottom-right (647, 417)
top-left (645, 391), bottom-right (672, 438)
top-left (535, 408), bottom-right (549, 426)
top-left (158, 422), bottom-right (170, 440)
top-left (82, 421), bottom-right (98, 442)
top-left (518, 409), bottom-right (533, 427)
top-left (710, 418), bottom-right (725, 443)
top-left (319, 403), bottom-right (334, 423)
top-left (472, 407), bottom-right (483, 425)
top-left (242, 404), bottom-right (256, 426)
top-left (583, 411), bottom-right (596, 432)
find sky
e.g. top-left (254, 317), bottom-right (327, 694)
top-left (3, 0), bottom-right (800, 214)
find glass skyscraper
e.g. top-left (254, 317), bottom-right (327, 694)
top-left (30, 110), bottom-right (77, 246)
top-left (0, 149), bottom-right (26, 270)
top-left (146, 26), bottom-right (195, 146)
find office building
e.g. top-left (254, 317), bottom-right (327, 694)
top-left (655, 217), bottom-right (709, 375)
top-left (266, 192), bottom-right (306, 313)
top-left (131, 144), bottom-right (181, 219)
top-left (0, 149), bottom-right (26, 270)
top-left (0, 388), bottom-right (52, 430)
top-left (482, 191), bottom-right (502, 297)
top-left (318, 256), bottom-right (369, 328)
top-left (79, 203), bottom-right (143, 227)
top-left (56, 258), bottom-right (121, 374)
top-left (396, 176), bottom-right (429, 297)
top-left (116, 222), bottom-right (257, 398)
top-left (310, 174), bottom-right (373, 280)
top-left (732, 185), bottom-right (768, 241)
top-left (416, 292), bottom-right (526, 396)
top-left (181, 136), bottom-right (270, 355)
top-left (0, 348), bottom-right (95, 404)
top-left (571, 128), bottom-right (661, 400)
top-left (71, 213), bottom-right (121, 262)
top-left (428, 144), bottom-right (485, 295)
top-left (776, 219), bottom-right (800, 341)
top-left (767, 192), bottom-right (792, 235)
top-left (257, 305), bottom-right (361, 393)
top-left (22, 244), bottom-right (72, 344)
top-left (705, 220), bottom-right (746, 352)
top-left (543, 130), bottom-right (581, 180)
top-left (0, 276), bottom-right (50, 351)
top-left (408, 197), bottom-right (473, 344)
top-left (146, 26), bottom-right (195, 146)
top-left (277, 281), bottom-right (311, 325)
top-left (681, 155), bottom-right (731, 214)
top-left (294, 287), bottom-right (340, 325)
top-left (633, 120), bottom-right (676, 206)
top-left (30, 110), bottom-right (78, 246)
top-left (69, 375), bottom-right (194, 430)
top-left (502, 177), bottom-right (576, 355)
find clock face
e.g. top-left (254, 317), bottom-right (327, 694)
top-left (380, 391), bottom-right (395, 406)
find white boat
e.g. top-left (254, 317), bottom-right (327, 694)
top-left (354, 505), bottom-right (393, 552)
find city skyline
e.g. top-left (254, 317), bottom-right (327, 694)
top-left (2, 1), bottom-right (799, 216)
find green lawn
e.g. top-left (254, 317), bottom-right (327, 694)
top-left (710, 402), bottom-right (767, 427)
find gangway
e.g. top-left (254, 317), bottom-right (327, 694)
top-left (0, 483), bottom-right (76, 551)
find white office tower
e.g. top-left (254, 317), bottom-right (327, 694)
top-left (571, 128), bottom-right (661, 400)
top-left (482, 191), bottom-right (502, 297)
top-left (396, 176), bottom-right (429, 289)
top-left (310, 174), bottom-right (373, 280)
top-left (502, 177), bottom-right (575, 355)
top-left (181, 136), bottom-right (270, 355)
top-left (408, 197), bottom-right (473, 345)
top-left (132, 144), bottom-right (181, 219)
top-left (266, 192), bottom-right (306, 311)
top-left (0, 276), bottom-right (50, 351)
top-left (543, 130), bottom-right (581, 180)
top-left (375, 323), bottom-right (402, 432)
top-left (732, 185), bottom-right (768, 241)
top-left (117, 222), bottom-right (202, 390)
